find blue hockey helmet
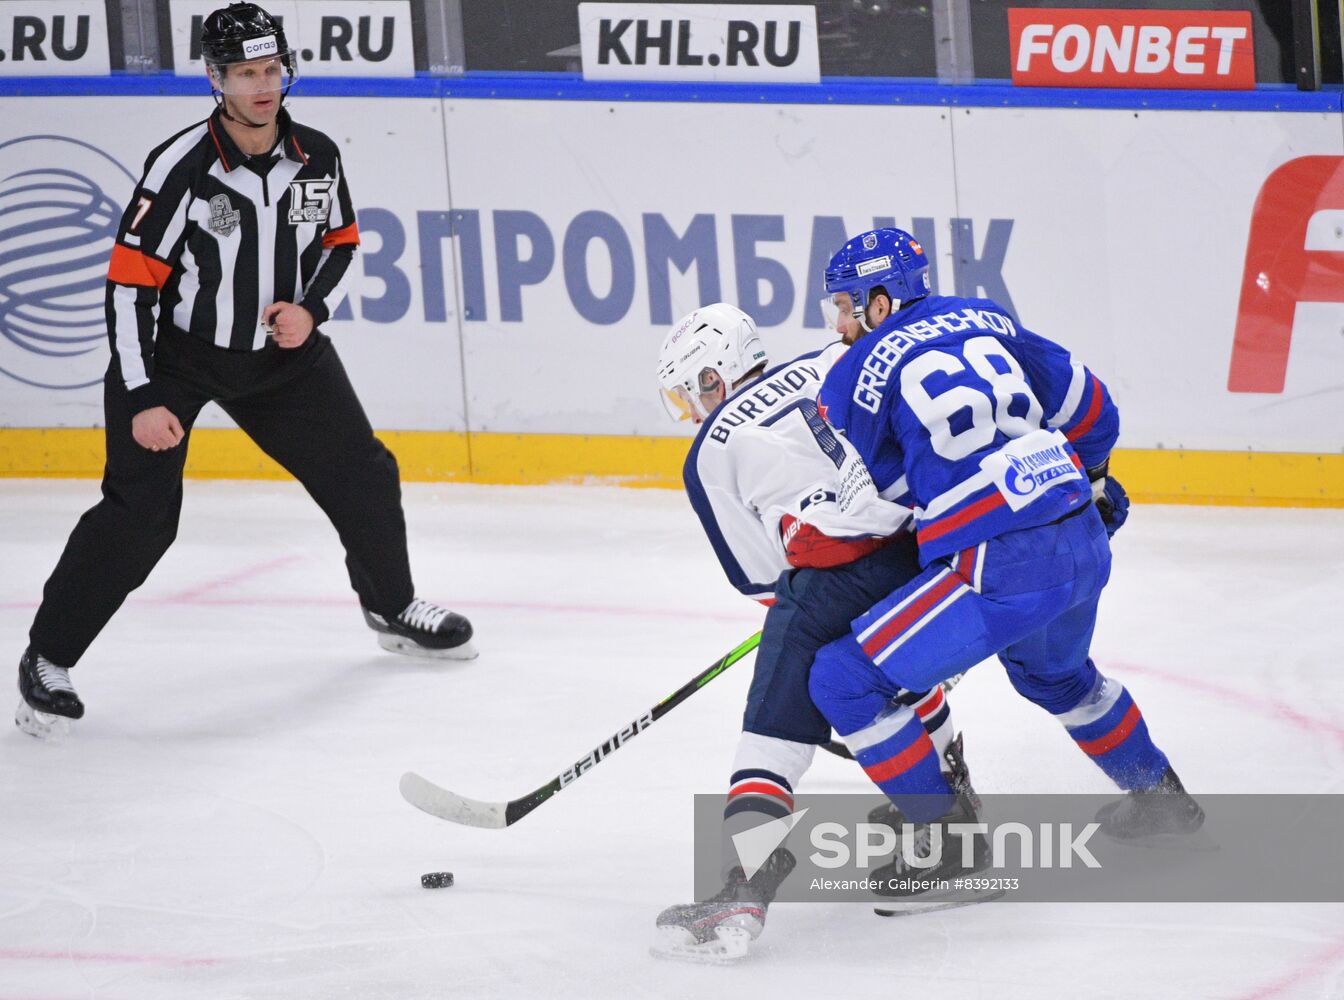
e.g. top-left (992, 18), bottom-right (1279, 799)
top-left (821, 228), bottom-right (931, 334)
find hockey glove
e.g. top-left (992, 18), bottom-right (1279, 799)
top-left (1088, 461), bottom-right (1130, 539)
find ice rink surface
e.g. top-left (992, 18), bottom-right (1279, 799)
top-left (2, 478), bottom-right (1343, 1000)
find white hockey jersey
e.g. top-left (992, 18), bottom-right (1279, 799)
top-left (683, 342), bottom-right (913, 602)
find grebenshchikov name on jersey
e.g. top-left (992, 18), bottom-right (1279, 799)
top-left (818, 295), bottom-right (1117, 565)
top-left (853, 305), bottom-right (1019, 415)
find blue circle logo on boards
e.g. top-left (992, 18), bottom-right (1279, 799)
top-left (0, 134), bottom-right (135, 390)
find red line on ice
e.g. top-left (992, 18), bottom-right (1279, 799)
top-left (161, 554), bottom-right (305, 603)
top-left (1104, 659), bottom-right (1344, 749)
top-left (1231, 933), bottom-right (1344, 1000)
top-left (1102, 660), bottom-right (1344, 999)
top-left (175, 595), bottom-right (764, 625)
top-left (0, 595), bottom-right (761, 626)
top-left (0, 947), bottom-right (222, 967)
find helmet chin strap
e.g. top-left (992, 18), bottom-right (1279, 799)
top-left (854, 292), bottom-right (901, 332)
top-left (217, 93), bottom-right (275, 129)
top-left (223, 108), bottom-right (269, 129)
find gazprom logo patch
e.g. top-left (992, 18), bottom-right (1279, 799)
top-left (242, 34), bottom-right (279, 59)
top-left (982, 430), bottom-right (1083, 511)
top-left (0, 135), bottom-right (134, 391)
top-left (1002, 446), bottom-right (1077, 504)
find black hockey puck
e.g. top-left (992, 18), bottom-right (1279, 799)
top-left (421, 871), bottom-right (454, 889)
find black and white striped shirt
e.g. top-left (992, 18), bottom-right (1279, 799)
top-left (107, 107), bottom-right (358, 413)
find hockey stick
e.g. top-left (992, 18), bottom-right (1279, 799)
top-left (818, 671), bottom-right (969, 761)
top-left (400, 631), bottom-right (763, 829)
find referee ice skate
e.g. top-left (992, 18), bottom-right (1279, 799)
top-left (16, 2), bottom-right (476, 740)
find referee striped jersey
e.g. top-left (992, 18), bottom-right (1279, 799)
top-left (106, 107), bottom-right (359, 413)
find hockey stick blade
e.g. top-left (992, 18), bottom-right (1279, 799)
top-left (399, 771), bottom-right (508, 829)
top-left (399, 631), bottom-right (762, 829)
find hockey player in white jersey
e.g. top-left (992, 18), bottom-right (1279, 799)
top-left (651, 303), bottom-right (977, 961)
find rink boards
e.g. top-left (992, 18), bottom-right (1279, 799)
top-left (0, 89), bottom-right (1341, 505)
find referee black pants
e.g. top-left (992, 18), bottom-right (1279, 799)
top-left (29, 328), bottom-right (415, 668)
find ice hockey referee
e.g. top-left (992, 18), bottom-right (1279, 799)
top-left (16, 2), bottom-right (477, 740)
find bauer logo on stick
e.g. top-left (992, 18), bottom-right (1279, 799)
top-left (561, 711), bottom-right (654, 787)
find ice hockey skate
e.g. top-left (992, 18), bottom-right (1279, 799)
top-left (869, 803), bottom-right (1001, 917)
top-left (363, 598), bottom-right (477, 660)
top-left (1095, 766), bottom-right (1208, 847)
top-left (15, 647), bottom-right (83, 741)
top-left (867, 734), bottom-right (999, 915)
top-left (651, 848), bottom-right (795, 963)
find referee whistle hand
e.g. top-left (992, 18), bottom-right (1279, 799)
top-left (262, 302), bottom-right (315, 349)
top-left (132, 407), bottom-right (185, 453)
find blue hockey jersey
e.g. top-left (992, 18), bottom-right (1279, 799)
top-left (816, 295), bottom-right (1118, 564)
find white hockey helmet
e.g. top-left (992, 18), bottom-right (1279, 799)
top-left (657, 303), bottom-right (768, 423)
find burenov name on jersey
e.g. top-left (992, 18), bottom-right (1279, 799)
top-left (707, 364), bottom-right (822, 447)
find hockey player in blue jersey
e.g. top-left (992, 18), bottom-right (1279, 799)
top-left (650, 302), bottom-right (978, 960)
top-left (808, 228), bottom-right (1202, 875)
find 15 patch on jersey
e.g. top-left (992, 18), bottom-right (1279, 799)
top-left (287, 179), bottom-right (335, 224)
